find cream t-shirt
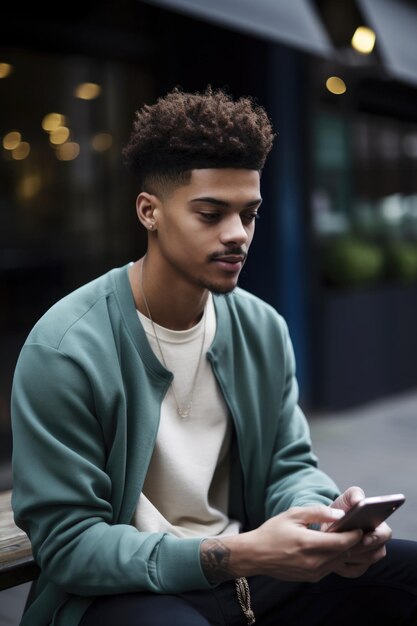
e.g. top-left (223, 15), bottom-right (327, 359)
top-left (134, 293), bottom-right (241, 538)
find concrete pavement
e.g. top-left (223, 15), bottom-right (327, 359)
top-left (308, 388), bottom-right (417, 540)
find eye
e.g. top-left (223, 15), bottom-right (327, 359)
top-left (199, 212), bottom-right (221, 222)
top-left (242, 213), bottom-right (259, 224)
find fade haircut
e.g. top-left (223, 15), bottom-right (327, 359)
top-left (122, 86), bottom-right (275, 195)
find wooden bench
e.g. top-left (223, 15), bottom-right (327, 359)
top-left (0, 490), bottom-right (40, 591)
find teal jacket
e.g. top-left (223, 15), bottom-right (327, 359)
top-left (11, 264), bottom-right (339, 626)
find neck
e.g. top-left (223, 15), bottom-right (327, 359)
top-left (129, 255), bottom-right (209, 330)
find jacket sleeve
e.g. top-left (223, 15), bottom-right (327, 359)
top-left (11, 342), bottom-right (210, 596)
top-left (264, 318), bottom-right (340, 518)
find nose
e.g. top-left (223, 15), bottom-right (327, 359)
top-left (219, 214), bottom-right (249, 247)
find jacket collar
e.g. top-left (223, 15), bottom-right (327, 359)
top-left (112, 263), bottom-right (231, 379)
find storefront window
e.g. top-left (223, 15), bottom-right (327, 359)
top-left (0, 47), bottom-right (152, 472)
top-left (312, 106), bottom-right (417, 289)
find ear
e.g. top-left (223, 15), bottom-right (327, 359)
top-left (136, 192), bottom-right (160, 232)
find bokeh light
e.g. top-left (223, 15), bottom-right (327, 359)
top-left (74, 82), bottom-right (101, 100)
top-left (326, 76), bottom-right (347, 95)
top-left (92, 132), bottom-right (113, 152)
top-left (55, 142), bottom-right (80, 161)
top-left (42, 113), bottom-right (66, 132)
top-left (2, 131), bottom-right (22, 150)
top-left (351, 26), bottom-right (376, 54)
top-left (12, 142), bottom-right (30, 160)
top-left (49, 127), bottom-right (70, 145)
top-left (0, 63), bottom-right (13, 78)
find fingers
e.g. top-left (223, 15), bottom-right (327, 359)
top-left (291, 505), bottom-right (364, 551)
top-left (348, 543), bottom-right (387, 564)
top-left (334, 562), bottom-right (371, 578)
top-left (289, 505), bottom-right (363, 545)
top-left (362, 521), bottom-right (392, 547)
top-left (331, 521), bottom-right (390, 579)
top-left (291, 504), bottom-right (345, 526)
top-left (301, 538), bottom-right (387, 582)
top-left (333, 543), bottom-right (387, 578)
top-left (288, 506), bottom-right (364, 556)
top-left (344, 521), bottom-right (392, 560)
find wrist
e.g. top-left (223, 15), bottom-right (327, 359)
top-left (200, 531), bottom-right (257, 584)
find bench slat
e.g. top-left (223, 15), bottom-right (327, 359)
top-left (0, 490), bottom-right (40, 591)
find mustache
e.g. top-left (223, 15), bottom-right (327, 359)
top-left (209, 248), bottom-right (247, 262)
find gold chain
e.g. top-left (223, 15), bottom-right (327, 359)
top-left (235, 577), bottom-right (256, 624)
top-left (139, 257), bottom-right (207, 419)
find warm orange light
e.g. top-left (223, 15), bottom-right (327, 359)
top-left (18, 174), bottom-right (42, 199)
top-left (49, 127), bottom-right (70, 145)
top-left (3, 131), bottom-right (22, 150)
top-left (56, 142), bottom-right (80, 161)
top-left (326, 76), bottom-right (347, 95)
top-left (12, 142), bottom-right (30, 160)
top-left (0, 63), bottom-right (13, 78)
top-left (74, 82), bottom-right (101, 100)
top-left (92, 132), bottom-right (113, 152)
top-left (42, 113), bottom-right (66, 132)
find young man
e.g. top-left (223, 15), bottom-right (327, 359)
top-left (11, 87), bottom-right (417, 626)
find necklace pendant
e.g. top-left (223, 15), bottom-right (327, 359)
top-left (177, 403), bottom-right (192, 418)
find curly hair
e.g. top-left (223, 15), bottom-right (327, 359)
top-left (122, 86), bottom-right (275, 193)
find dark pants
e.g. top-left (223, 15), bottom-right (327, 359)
top-left (79, 539), bottom-right (417, 626)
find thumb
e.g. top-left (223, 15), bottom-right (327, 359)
top-left (332, 486), bottom-right (365, 513)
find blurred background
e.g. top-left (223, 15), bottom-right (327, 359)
top-left (1, 1), bottom-right (417, 622)
top-left (1, 0), bottom-right (417, 487)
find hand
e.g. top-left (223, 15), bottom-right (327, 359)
top-left (326, 486), bottom-right (392, 578)
top-left (220, 505), bottom-right (364, 583)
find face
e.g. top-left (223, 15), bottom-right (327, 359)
top-left (140, 168), bottom-right (262, 295)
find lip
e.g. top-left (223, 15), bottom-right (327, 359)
top-left (216, 256), bottom-right (245, 263)
top-left (212, 256), bottom-right (245, 273)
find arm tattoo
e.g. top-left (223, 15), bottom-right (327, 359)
top-left (200, 538), bottom-right (237, 584)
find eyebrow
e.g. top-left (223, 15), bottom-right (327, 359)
top-left (190, 196), bottom-right (262, 208)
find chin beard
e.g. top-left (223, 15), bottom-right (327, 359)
top-left (197, 278), bottom-right (238, 295)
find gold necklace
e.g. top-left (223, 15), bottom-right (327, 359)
top-left (139, 257), bottom-right (207, 419)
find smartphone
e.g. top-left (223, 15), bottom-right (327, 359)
top-left (327, 493), bottom-right (406, 533)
